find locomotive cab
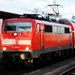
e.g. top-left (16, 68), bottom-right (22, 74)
top-left (0, 18), bottom-right (36, 64)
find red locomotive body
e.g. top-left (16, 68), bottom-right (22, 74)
top-left (0, 17), bottom-right (73, 65)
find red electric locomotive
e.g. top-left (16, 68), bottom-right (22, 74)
top-left (0, 14), bottom-right (74, 65)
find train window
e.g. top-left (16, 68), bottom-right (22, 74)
top-left (4, 22), bottom-right (17, 31)
top-left (58, 27), bottom-right (61, 33)
top-left (44, 25), bottom-right (52, 33)
top-left (65, 27), bottom-right (70, 33)
top-left (54, 26), bottom-right (57, 33)
top-left (0, 19), bottom-right (2, 28)
top-left (37, 23), bottom-right (40, 32)
top-left (54, 26), bottom-right (64, 34)
top-left (4, 22), bottom-right (32, 32)
top-left (61, 27), bottom-right (64, 33)
top-left (18, 22), bottom-right (32, 32)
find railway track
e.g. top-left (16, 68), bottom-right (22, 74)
top-left (0, 56), bottom-right (75, 75)
top-left (60, 66), bottom-right (75, 75)
top-left (0, 63), bottom-right (49, 75)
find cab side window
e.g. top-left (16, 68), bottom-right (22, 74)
top-left (44, 25), bottom-right (52, 33)
top-left (65, 27), bottom-right (70, 33)
top-left (37, 23), bottom-right (40, 32)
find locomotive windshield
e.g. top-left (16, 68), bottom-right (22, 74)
top-left (4, 22), bottom-right (32, 32)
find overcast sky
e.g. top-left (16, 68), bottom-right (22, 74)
top-left (0, 0), bottom-right (75, 19)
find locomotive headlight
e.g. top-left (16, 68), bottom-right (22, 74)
top-left (26, 47), bottom-right (29, 51)
top-left (14, 33), bottom-right (18, 36)
top-left (3, 47), bottom-right (6, 51)
top-left (20, 54), bottom-right (26, 60)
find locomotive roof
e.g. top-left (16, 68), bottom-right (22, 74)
top-left (35, 19), bottom-right (71, 28)
top-left (4, 17), bottom-right (71, 28)
top-left (58, 18), bottom-right (75, 30)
